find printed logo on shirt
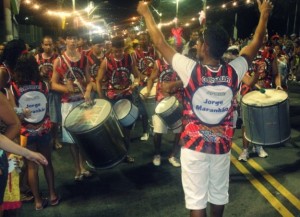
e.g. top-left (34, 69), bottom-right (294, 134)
top-left (19, 90), bottom-right (47, 123)
top-left (39, 62), bottom-right (53, 78)
top-left (138, 56), bottom-right (155, 75)
top-left (111, 67), bottom-right (131, 90)
top-left (192, 85), bottom-right (233, 125)
top-left (90, 63), bottom-right (99, 78)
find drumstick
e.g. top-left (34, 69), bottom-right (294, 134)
top-left (255, 84), bottom-right (266, 94)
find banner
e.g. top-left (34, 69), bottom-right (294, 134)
top-left (11, 0), bottom-right (21, 15)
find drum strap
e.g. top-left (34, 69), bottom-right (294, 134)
top-left (61, 54), bottom-right (85, 95)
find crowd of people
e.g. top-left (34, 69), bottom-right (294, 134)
top-left (0, 0), bottom-right (299, 216)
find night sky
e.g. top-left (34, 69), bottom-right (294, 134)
top-left (15, 0), bottom-right (300, 40)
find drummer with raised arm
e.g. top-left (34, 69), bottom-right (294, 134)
top-left (238, 32), bottom-right (283, 162)
top-left (51, 29), bottom-right (93, 181)
top-left (146, 51), bottom-right (183, 167)
top-left (95, 36), bottom-right (140, 163)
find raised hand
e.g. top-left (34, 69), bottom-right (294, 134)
top-left (257, 0), bottom-right (273, 17)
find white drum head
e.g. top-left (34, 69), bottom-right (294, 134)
top-left (155, 96), bottom-right (176, 114)
top-left (140, 83), bottom-right (157, 99)
top-left (65, 99), bottom-right (112, 132)
top-left (113, 99), bottom-right (131, 119)
top-left (242, 89), bottom-right (288, 106)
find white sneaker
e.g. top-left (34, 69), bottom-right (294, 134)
top-left (153, 155), bottom-right (161, 166)
top-left (238, 149), bottom-right (249, 162)
top-left (168, 156), bottom-right (181, 167)
top-left (140, 133), bottom-right (149, 141)
top-left (253, 145), bottom-right (268, 158)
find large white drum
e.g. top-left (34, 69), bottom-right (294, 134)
top-left (113, 99), bottom-right (138, 127)
top-left (241, 89), bottom-right (290, 145)
top-left (155, 96), bottom-right (182, 130)
top-left (140, 83), bottom-right (157, 126)
top-left (64, 99), bottom-right (127, 169)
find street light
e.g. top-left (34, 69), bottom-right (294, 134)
top-left (72, 0), bottom-right (75, 12)
top-left (176, 0), bottom-right (179, 17)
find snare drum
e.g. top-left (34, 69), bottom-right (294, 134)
top-left (64, 99), bottom-right (127, 169)
top-left (139, 83), bottom-right (157, 122)
top-left (113, 99), bottom-right (138, 127)
top-left (155, 96), bottom-right (182, 129)
top-left (241, 89), bottom-right (290, 145)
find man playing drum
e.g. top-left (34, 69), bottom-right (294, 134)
top-left (137, 0), bottom-right (273, 216)
top-left (146, 55), bottom-right (183, 167)
top-left (238, 33), bottom-right (283, 162)
top-left (35, 36), bottom-right (62, 150)
top-left (133, 32), bottom-right (158, 141)
top-left (84, 35), bottom-right (106, 100)
top-left (51, 29), bottom-right (93, 181)
top-left (95, 36), bottom-right (140, 163)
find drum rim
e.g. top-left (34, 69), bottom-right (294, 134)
top-left (65, 99), bottom-right (113, 133)
top-left (241, 98), bottom-right (288, 108)
top-left (241, 89), bottom-right (288, 106)
top-left (113, 99), bottom-right (133, 120)
top-left (155, 96), bottom-right (177, 114)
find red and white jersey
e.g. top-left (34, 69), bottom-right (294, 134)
top-left (172, 53), bottom-right (248, 154)
top-left (105, 53), bottom-right (133, 100)
top-left (11, 81), bottom-right (51, 136)
top-left (155, 58), bottom-right (183, 102)
top-left (55, 52), bottom-right (87, 103)
top-left (86, 50), bottom-right (104, 82)
top-left (134, 46), bottom-right (156, 86)
top-left (36, 53), bottom-right (58, 82)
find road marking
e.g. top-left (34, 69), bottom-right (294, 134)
top-left (231, 143), bottom-right (296, 216)
top-left (232, 143), bottom-right (300, 211)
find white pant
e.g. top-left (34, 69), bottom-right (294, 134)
top-left (181, 148), bottom-right (230, 210)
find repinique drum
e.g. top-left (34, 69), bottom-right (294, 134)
top-left (241, 89), bottom-right (290, 145)
top-left (140, 83), bottom-right (157, 125)
top-left (113, 99), bottom-right (138, 127)
top-left (64, 99), bottom-right (127, 169)
top-left (155, 96), bottom-right (182, 129)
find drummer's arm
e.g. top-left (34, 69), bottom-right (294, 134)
top-left (239, 0), bottom-right (272, 65)
top-left (96, 59), bottom-right (106, 98)
top-left (162, 80), bottom-right (183, 96)
top-left (272, 56), bottom-right (282, 89)
top-left (51, 58), bottom-right (71, 93)
top-left (242, 72), bottom-right (259, 87)
top-left (83, 62), bottom-right (94, 102)
top-left (131, 55), bottom-right (140, 89)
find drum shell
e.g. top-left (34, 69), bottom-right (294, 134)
top-left (242, 98), bottom-right (290, 145)
top-left (140, 85), bottom-right (157, 124)
top-left (142, 96), bottom-right (156, 120)
top-left (155, 97), bottom-right (183, 130)
top-left (113, 99), bottom-right (138, 127)
top-left (65, 100), bottom-right (127, 169)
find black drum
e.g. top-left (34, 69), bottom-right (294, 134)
top-left (64, 99), bottom-right (127, 169)
top-left (241, 89), bottom-right (290, 145)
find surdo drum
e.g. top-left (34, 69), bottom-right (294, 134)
top-left (140, 83), bottom-right (157, 126)
top-left (64, 99), bottom-right (127, 169)
top-left (155, 96), bottom-right (182, 129)
top-left (241, 89), bottom-right (290, 145)
top-left (113, 99), bottom-right (138, 127)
